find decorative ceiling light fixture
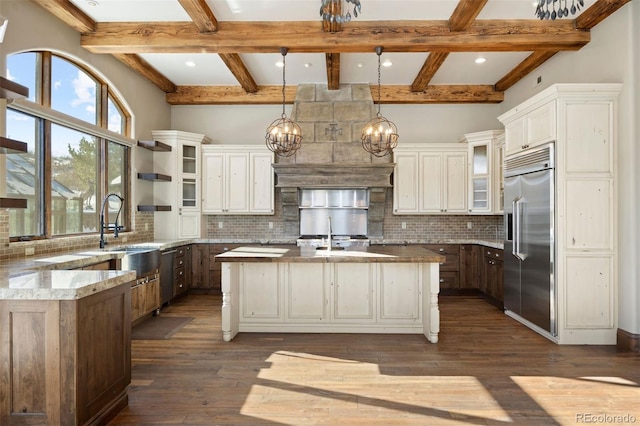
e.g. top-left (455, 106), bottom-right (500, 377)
top-left (535, 0), bottom-right (583, 20)
top-left (320, 0), bottom-right (361, 32)
top-left (361, 46), bottom-right (399, 158)
top-left (265, 47), bottom-right (302, 158)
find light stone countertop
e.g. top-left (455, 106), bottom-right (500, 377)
top-left (215, 245), bottom-right (446, 263)
top-left (0, 269), bottom-right (137, 300)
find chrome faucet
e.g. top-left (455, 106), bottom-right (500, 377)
top-left (326, 216), bottom-right (332, 251)
top-left (99, 193), bottom-right (124, 249)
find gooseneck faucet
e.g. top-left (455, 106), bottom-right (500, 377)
top-left (327, 216), bottom-right (332, 251)
top-left (99, 193), bottom-right (124, 249)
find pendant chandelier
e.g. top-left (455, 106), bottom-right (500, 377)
top-left (320, 0), bottom-right (361, 30)
top-left (535, 0), bottom-right (583, 20)
top-left (361, 46), bottom-right (398, 158)
top-left (265, 47), bottom-right (302, 158)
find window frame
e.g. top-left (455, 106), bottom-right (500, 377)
top-left (6, 51), bottom-right (135, 242)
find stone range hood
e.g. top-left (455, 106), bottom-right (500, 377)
top-left (272, 84), bottom-right (396, 239)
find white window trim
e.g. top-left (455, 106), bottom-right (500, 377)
top-left (9, 99), bottom-right (136, 147)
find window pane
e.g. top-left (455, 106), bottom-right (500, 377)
top-left (51, 124), bottom-right (98, 235)
top-left (5, 110), bottom-right (42, 237)
top-left (107, 141), bottom-right (127, 229)
top-left (6, 52), bottom-right (38, 103)
top-left (107, 95), bottom-right (124, 134)
top-left (51, 56), bottom-right (98, 125)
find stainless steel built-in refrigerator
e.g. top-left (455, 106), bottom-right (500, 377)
top-left (503, 142), bottom-right (556, 337)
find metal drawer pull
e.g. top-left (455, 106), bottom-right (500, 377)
top-left (439, 278), bottom-right (444, 283)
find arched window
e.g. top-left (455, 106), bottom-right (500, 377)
top-left (5, 51), bottom-right (132, 239)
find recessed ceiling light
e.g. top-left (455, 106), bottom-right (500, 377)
top-left (185, 61), bottom-right (196, 67)
top-left (304, 63), bottom-right (312, 68)
top-left (85, 0), bottom-right (99, 6)
top-left (475, 57), bottom-right (487, 64)
top-left (357, 63), bottom-right (364, 68)
top-left (382, 59), bottom-right (392, 67)
top-left (275, 61), bottom-right (284, 68)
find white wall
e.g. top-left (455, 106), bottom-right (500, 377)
top-left (171, 102), bottom-right (503, 145)
top-left (500, 2), bottom-right (639, 335)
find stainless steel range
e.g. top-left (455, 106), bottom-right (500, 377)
top-left (296, 188), bottom-right (370, 248)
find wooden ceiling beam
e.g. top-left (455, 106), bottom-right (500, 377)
top-left (112, 54), bottom-right (177, 93)
top-left (326, 53), bottom-right (341, 90)
top-left (178, 0), bottom-right (218, 32)
top-left (80, 20), bottom-right (590, 54)
top-left (165, 84), bottom-right (503, 105)
top-left (494, 51), bottom-right (558, 92)
top-left (30, 0), bottom-right (95, 33)
top-left (218, 53), bottom-right (259, 93)
top-left (412, 0), bottom-right (488, 92)
top-left (575, 0), bottom-right (631, 29)
top-left (448, 0), bottom-right (489, 31)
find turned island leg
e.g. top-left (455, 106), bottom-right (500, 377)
top-left (221, 262), bottom-right (240, 341)
top-left (422, 262), bottom-right (440, 343)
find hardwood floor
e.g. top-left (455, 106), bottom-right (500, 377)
top-left (110, 294), bottom-right (639, 425)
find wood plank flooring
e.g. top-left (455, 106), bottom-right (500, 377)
top-left (109, 295), bottom-right (640, 425)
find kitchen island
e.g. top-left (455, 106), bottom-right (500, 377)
top-left (0, 269), bottom-right (135, 425)
top-left (215, 245), bottom-right (446, 343)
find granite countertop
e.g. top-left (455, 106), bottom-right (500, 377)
top-left (0, 269), bottom-right (136, 300)
top-left (214, 245), bottom-right (446, 263)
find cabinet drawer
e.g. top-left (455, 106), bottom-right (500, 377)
top-left (176, 256), bottom-right (186, 268)
top-left (174, 277), bottom-right (187, 293)
top-left (438, 272), bottom-right (459, 289)
top-left (176, 246), bottom-right (187, 257)
top-left (174, 266), bottom-right (186, 281)
top-left (484, 248), bottom-right (503, 260)
top-left (438, 254), bottom-right (460, 272)
top-left (423, 244), bottom-right (459, 256)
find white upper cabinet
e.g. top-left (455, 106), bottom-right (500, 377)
top-left (503, 99), bottom-right (556, 157)
top-left (393, 144), bottom-right (467, 214)
top-left (202, 145), bottom-right (274, 215)
top-left (459, 130), bottom-right (504, 214)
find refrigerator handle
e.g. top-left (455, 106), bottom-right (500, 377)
top-left (513, 196), bottom-right (527, 261)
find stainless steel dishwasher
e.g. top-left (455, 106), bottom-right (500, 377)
top-left (160, 249), bottom-right (176, 306)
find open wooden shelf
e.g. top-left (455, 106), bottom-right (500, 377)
top-left (137, 205), bottom-right (171, 212)
top-left (137, 140), bottom-right (172, 152)
top-left (0, 136), bottom-right (28, 154)
top-left (137, 173), bottom-right (172, 182)
top-left (0, 198), bottom-right (28, 209)
top-left (0, 77), bottom-right (29, 100)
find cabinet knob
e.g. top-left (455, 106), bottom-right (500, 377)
top-left (439, 262), bottom-right (444, 265)
top-left (439, 278), bottom-right (444, 283)
top-left (439, 248), bottom-right (445, 252)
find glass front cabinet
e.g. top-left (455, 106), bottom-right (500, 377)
top-left (460, 130), bottom-right (504, 214)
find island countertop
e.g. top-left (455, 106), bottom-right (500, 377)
top-left (214, 244), bottom-right (446, 263)
top-left (0, 269), bottom-right (136, 300)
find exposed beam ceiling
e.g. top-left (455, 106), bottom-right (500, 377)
top-left (28, 0), bottom-right (630, 105)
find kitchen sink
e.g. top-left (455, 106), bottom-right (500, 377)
top-left (315, 246), bottom-right (345, 251)
top-left (105, 246), bottom-right (160, 276)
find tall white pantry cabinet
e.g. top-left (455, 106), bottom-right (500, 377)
top-left (149, 130), bottom-right (210, 240)
top-left (498, 83), bottom-right (622, 345)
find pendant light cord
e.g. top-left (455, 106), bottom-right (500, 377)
top-left (281, 47), bottom-right (287, 118)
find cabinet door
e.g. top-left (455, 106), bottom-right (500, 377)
top-left (443, 152), bottom-right (467, 213)
top-left (469, 143), bottom-right (490, 213)
top-left (131, 283), bottom-right (145, 322)
top-left (492, 140), bottom-right (505, 214)
top-left (504, 117), bottom-right (525, 157)
top-left (286, 264), bottom-right (328, 322)
top-left (378, 263), bottom-right (420, 322)
top-left (178, 211), bottom-right (200, 239)
top-left (240, 263), bottom-right (282, 322)
top-left (202, 152), bottom-right (225, 213)
top-left (190, 244), bottom-right (212, 290)
top-left (419, 152), bottom-right (443, 212)
top-left (526, 100), bottom-right (556, 149)
top-left (144, 278), bottom-right (160, 314)
top-left (226, 153), bottom-right (249, 212)
top-left (250, 152), bottom-right (274, 214)
top-left (332, 264), bottom-right (375, 321)
top-left (393, 151), bottom-right (420, 213)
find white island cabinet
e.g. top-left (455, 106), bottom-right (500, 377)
top-left (215, 245), bottom-right (445, 343)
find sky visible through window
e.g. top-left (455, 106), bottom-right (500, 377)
top-left (6, 52), bottom-right (124, 155)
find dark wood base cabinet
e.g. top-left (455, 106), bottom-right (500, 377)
top-left (423, 244), bottom-right (460, 289)
top-left (0, 283), bottom-right (132, 425)
top-left (191, 244), bottom-right (239, 293)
